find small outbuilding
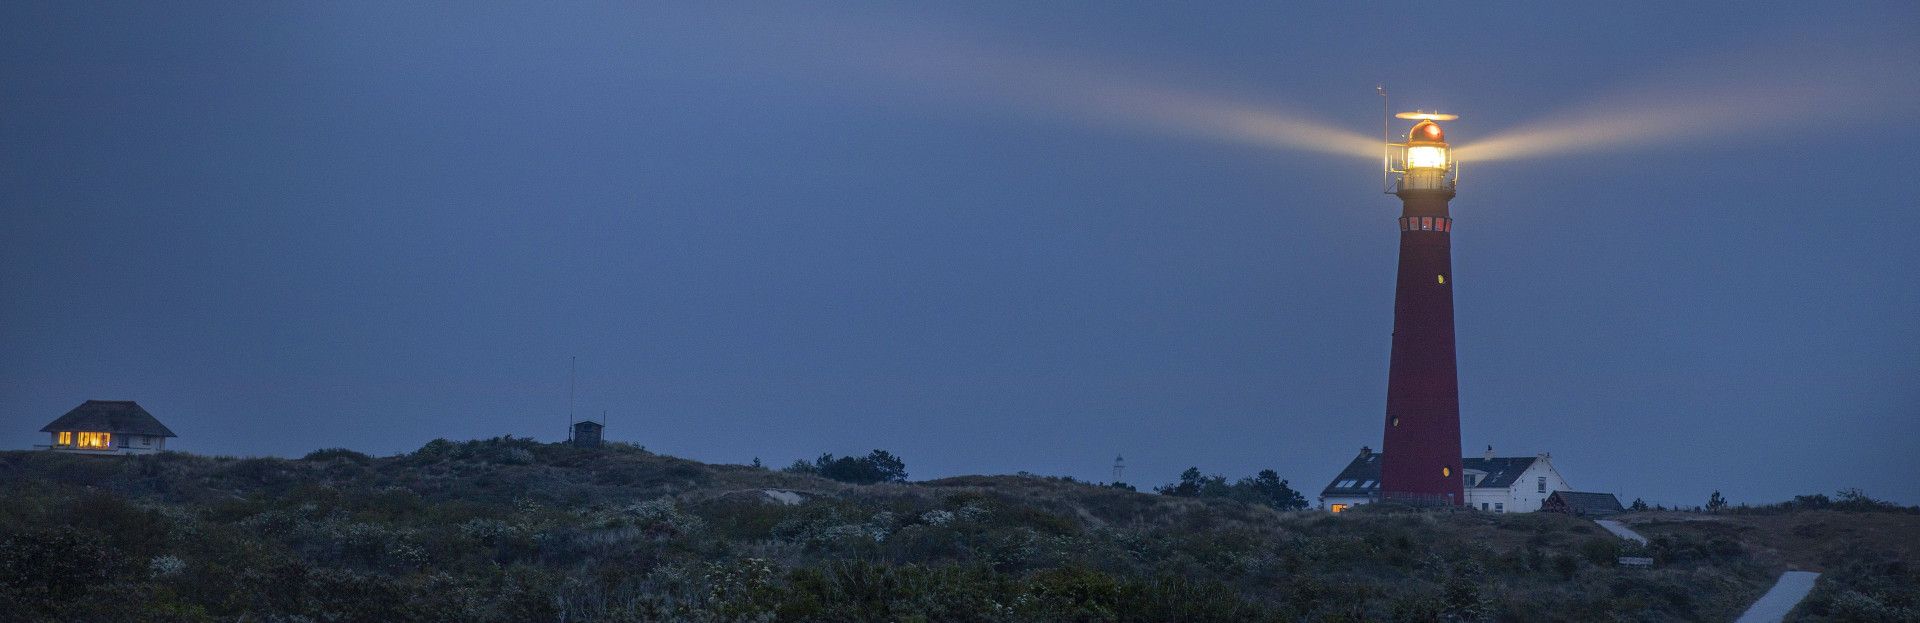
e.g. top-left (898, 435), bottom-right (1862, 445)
top-left (1540, 491), bottom-right (1625, 517)
top-left (40, 400), bottom-right (176, 455)
top-left (570, 420), bottom-right (603, 448)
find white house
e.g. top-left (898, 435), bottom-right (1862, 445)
top-left (38, 400), bottom-right (177, 455)
top-left (1319, 446), bottom-right (1572, 513)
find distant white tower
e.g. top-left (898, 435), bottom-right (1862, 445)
top-left (1112, 455), bottom-right (1126, 482)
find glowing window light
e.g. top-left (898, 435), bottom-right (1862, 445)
top-left (1437, 274), bottom-right (1446, 284)
top-left (1330, 504), bottom-right (1348, 513)
top-left (1406, 145), bottom-right (1448, 169)
top-left (76, 432), bottom-right (111, 449)
top-left (1442, 466), bottom-right (1452, 478)
top-left (58, 431), bottom-right (71, 445)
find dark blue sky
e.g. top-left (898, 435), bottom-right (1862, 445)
top-left (4, 2), bottom-right (1916, 507)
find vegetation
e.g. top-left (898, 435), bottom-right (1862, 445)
top-left (1153, 467), bottom-right (1309, 511)
top-left (0, 440), bottom-right (1908, 621)
top-left (1616, 491), bottom-right (1920, 622)
top-left (781, 450), bottom-right (909, 485)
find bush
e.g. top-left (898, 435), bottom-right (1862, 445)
top-left (808, 450), bottom-right (909, 484)
top-left (0, 527), bottom-right (122, 619)
top-left (303, 448), bottom-right (372, 464)
top-left (1156, 467), bottom-right (1308, 511)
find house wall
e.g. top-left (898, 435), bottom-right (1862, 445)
top-left (1466, 459), bottom-right (1574, 515)
top-left (1464, 487), bottom-right (1512, 512)
top-left (1464, 458), bottom-right (1571, 513)
top-left (1321, 494), bottom-right (1375, 512)
top-left (45, 431), bottom-right (168, 455)
top-left (1508, 458), bottom-right (1571, 512)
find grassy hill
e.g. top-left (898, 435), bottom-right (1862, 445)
top-left (0, 438), bottom-right (1911, 622)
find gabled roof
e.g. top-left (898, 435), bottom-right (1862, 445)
top-left (1320, 450), bottom-right (1545, 498)
top-left (1544, 491), bottom-right (1623, 516)
top-left (40, 400), bottom-right (177, 437)
top-left (1321, 449), bottom-right (1384, 497)
top-left (1460, 456), bottom-right (1538, 489)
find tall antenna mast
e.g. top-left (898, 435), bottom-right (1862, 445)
top-left (1378, 85), bottom-right (1392, 193)
top-left (566, 356), bottom-right (577, 439)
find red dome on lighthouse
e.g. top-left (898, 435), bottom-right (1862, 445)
top-left (1410, 120), bottom-right (1445, 143)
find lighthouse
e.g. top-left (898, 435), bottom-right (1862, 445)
top-left (1379, 112), bottom-right (1464, 506)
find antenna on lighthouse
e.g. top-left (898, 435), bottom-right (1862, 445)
top-left (1378, 85), bottom-right (1392, 193)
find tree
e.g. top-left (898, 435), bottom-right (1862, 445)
top-left (1707, 490), bottom-right (1728, 513)
top-left (809, 450), bottom-right (909, 484)
top-left (1629, 498), bottom-right (1649, 512)
top-left (1236, 470), bottom-right (1309, 511)
top-left (1156, 468), bottom-right (1306, 510)
top-left (1157, 467), bottom-right (1220, 497)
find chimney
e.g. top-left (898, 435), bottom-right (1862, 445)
top-left (1483, 445), bottom-right (1495, 460)
top-left (1360, 446), bottom-right (1373, 458)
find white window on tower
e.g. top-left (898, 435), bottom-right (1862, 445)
top-left (1537, 476), bottom-right (1547, 493)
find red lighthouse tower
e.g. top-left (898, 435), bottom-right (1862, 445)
top-left (1379, 112), bottom-right (1464, 505)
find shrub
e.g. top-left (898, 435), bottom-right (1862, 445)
top-left (303, 448), bottom-right (372, 464)
top-left (0, 527), bottom-right (121, 619)
top-left (809, 450), bottom-right (909, 484)
top-left (1156, 467), bottom-right (1308, 511)
top-left (149, 555), bottom-right (187, 577)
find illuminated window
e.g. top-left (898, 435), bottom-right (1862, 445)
top-left (1437, 274), bottom-right (1446, 284)
top-left (1330, 504), bottom-right (1348, 513)
top-left (58, 431), bottom-right (72, 445)
top-left (1442, 467), bottom-right (1452, 478)
top-left (75, 432), bottom-right (111, 449)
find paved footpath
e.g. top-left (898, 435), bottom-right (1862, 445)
top-left (1734, 571), bottom-right (1821, 623)
top-left (1594, 519), bottom-right (1819, 622)
top-left (1594, 519), bottom-right (1648, 545)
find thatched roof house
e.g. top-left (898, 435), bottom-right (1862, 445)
top-left (40, 400), bottom-right (176, 455)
